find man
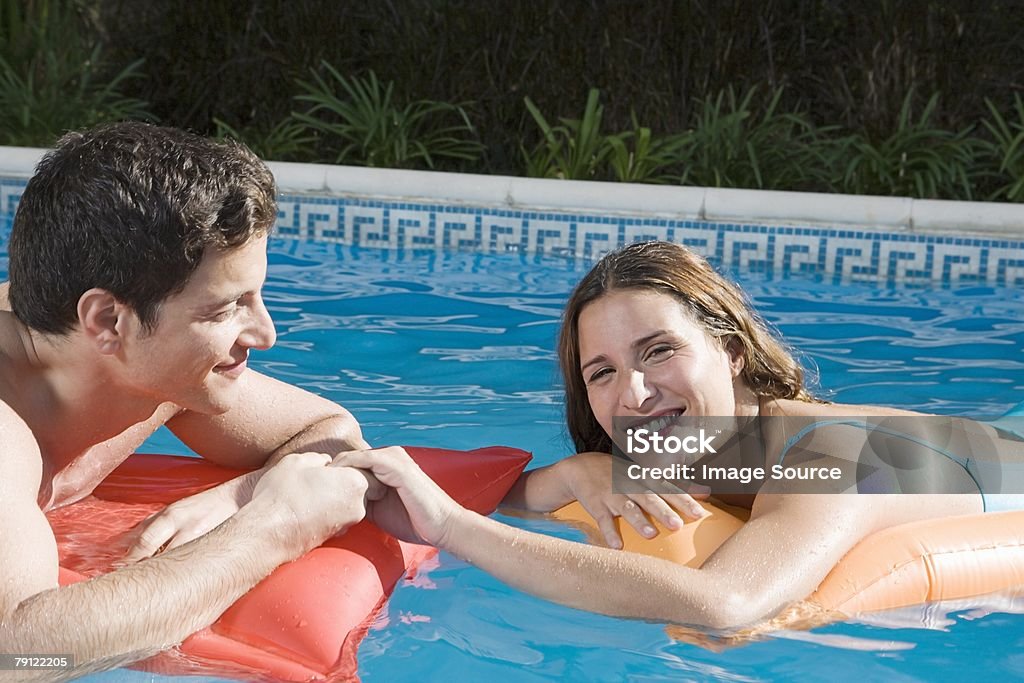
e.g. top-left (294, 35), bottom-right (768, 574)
top-left (0, 123), bottom-right (374, 678)
top-left (0, 122), bottom-right (704, 681)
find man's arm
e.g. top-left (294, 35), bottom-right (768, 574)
top-left (166, 370), bottom-right (369, 468)
top-left (0, 405), bottom-right (368, 681)
top-left (124, 371), bottom-right (372, 562)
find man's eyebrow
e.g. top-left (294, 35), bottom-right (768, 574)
top-left (194, 290), bottom-right (248, 314)
top-left (579, 330), bottom-right (670, 373)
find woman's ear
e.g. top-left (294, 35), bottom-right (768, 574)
top-left (725, 337), bottom-right (746, 377)
top-left (77, 288), bottom-right (126, 354)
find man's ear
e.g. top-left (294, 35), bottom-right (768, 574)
top-left (77, 288), bottom-right (129, 355)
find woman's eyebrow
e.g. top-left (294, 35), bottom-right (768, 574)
top-left (632, 330), bottom-right (669, 350)
top-left (580, 330), bottom-right (670, 372)
top-left (580, 354), bottom-right (608, 374)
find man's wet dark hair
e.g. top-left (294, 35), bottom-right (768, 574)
top-left (8, 122), bottom-right (277, 335)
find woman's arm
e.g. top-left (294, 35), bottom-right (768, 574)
top-left (448, 492), bottom-right (898, 628)
top-left (334, 447), bottom-right (921, 629)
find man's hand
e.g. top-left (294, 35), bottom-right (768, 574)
top-left (122, 473), bottom-right (256, 564)
top-left (123, 450), bottom-right (387, 564)
top-left (250, 451), bottom-right (371, 554)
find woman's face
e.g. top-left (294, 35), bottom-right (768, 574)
top-left (577, 288), bottom-right (745, 440)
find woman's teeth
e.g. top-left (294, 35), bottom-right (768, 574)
top-left (638, 411), bottom-right (683, 432)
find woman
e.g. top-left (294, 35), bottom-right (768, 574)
top-left (338, 241), bottom-right (1016, 629)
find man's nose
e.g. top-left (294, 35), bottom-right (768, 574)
top-left (240, 294), bottom-right (276, 349)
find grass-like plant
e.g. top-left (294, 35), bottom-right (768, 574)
top-left (522, 90), bottom-right (684, 183)
top-left (605, 115), bottom-right (686, 184)
top-left (675, 86), bottom-right (829, 191)
top-left (979, 95), bottom-right (1024, 202)
top-left (291, 63), bottom-right (484, 169)
top-left (0, 0), bottom-right (150, 147)
top-left (522, 89), bottom-right (612, 180)
top-left (214, 117), bottom-right (314, 162)
top-left (835, 91), bottom-right (980, 200)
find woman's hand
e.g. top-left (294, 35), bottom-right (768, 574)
top-left (122, 470), bottom-right (260, 563)
top-left (332, 446), bottom-right (465, 547)
top-left (550, 451), bottom-right (710, 549)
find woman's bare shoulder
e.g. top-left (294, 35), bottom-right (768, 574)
top-left (765, 398), bottom-right (923, 418)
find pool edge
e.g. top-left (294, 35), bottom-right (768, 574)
top-left (2, 145), bottom-right (1020, 240)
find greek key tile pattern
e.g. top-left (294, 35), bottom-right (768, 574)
top-left (2, 176), bottom-right (1022, 286)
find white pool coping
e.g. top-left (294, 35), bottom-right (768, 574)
top-left (2, 146), bottom-right (1021, 238)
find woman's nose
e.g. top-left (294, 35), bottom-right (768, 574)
top-left (620, 369), bottom-right (654, 410)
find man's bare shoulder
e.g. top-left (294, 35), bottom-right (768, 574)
top-left (0, 284), bottom-right (26, 368)
top-left (0, 295), bottom-right (33, 419)
top-left (0, 291), bottom-right (44, 485)
top-left (0, 399), bottom-right (40, 450)
top-left (0, 399), bottom-right (43, 483)
top-left (0, 290), bottom-right (47, 496)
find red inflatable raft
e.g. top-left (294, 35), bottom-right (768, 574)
top-left (47, 446), bottom-right (531, 682)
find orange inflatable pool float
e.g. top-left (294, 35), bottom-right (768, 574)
top-left (554, 501), bottom-right (1024, 618)
top-left (48, 446), bottom-right (531, 682)
top-left (555, 406), bottom-right (1024, 623)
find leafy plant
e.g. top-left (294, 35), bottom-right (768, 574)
top-left (522, 90), bottom-right (684, 183)
top-left (675, 86), bottom-right (830, 191)
top-left (0, 0), bottom-right (151, 147)
top-left (291, 63), bottom-right (484, 169)
top-left (835, 90), bottom-right (980, 199)
top-left (213, 117), bottom-right (314, 162)
top-left (605, 114), bottom-right (686, 184)
top-left (979, 95), bottom-right (1024, 202)
top-left (522, 89), bottom-right (612, 180)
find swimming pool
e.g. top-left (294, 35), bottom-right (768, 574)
top-left (1, 153), bottom-right (1023, 682)
top-left (260, 244), bottom-right (1023, 683)
top-left (2, 223), bottom-right (1020, 682)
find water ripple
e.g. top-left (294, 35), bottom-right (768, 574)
top-left (420, 346), bottom-right (557, 362)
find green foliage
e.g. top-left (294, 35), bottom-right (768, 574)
top-left (214, 117), bottom-right (313, 162)
top-left (516, 85), bottom-right (994, 201)
top-left (606, 117), bottom-right (687, 184)
top-left (100, 1), bottom-right (1024, 182)
top-left (2, 2), bottom-right (1023, 203)
top-left (0, 0), bottom-right (150, 147)
top-left (980, 95), bottom-right (1024, 202)
top-left (522, 89), bottom-right (612, 180)
top-left (675, 86), bottom-right (830, 191)
top-left (835, 91), bottom-right (980, 200)
top-left (291, 63), bottom-right (484, 169)
top-left (522, 89), bottom-right (683, 183)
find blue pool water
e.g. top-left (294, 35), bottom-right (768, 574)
top-left (3, 233), bottom-right (1024, 682)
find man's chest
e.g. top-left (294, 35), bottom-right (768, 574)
top-left (39, 409), bottom-right (176, 509)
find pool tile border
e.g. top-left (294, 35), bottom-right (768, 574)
top-left (2, 175), bottom-right (1022, 287)
top-left (272, 193), bottom-right (1023, 286)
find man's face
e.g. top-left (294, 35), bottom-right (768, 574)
top-left (121, 235), bottom-right (277, 414)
